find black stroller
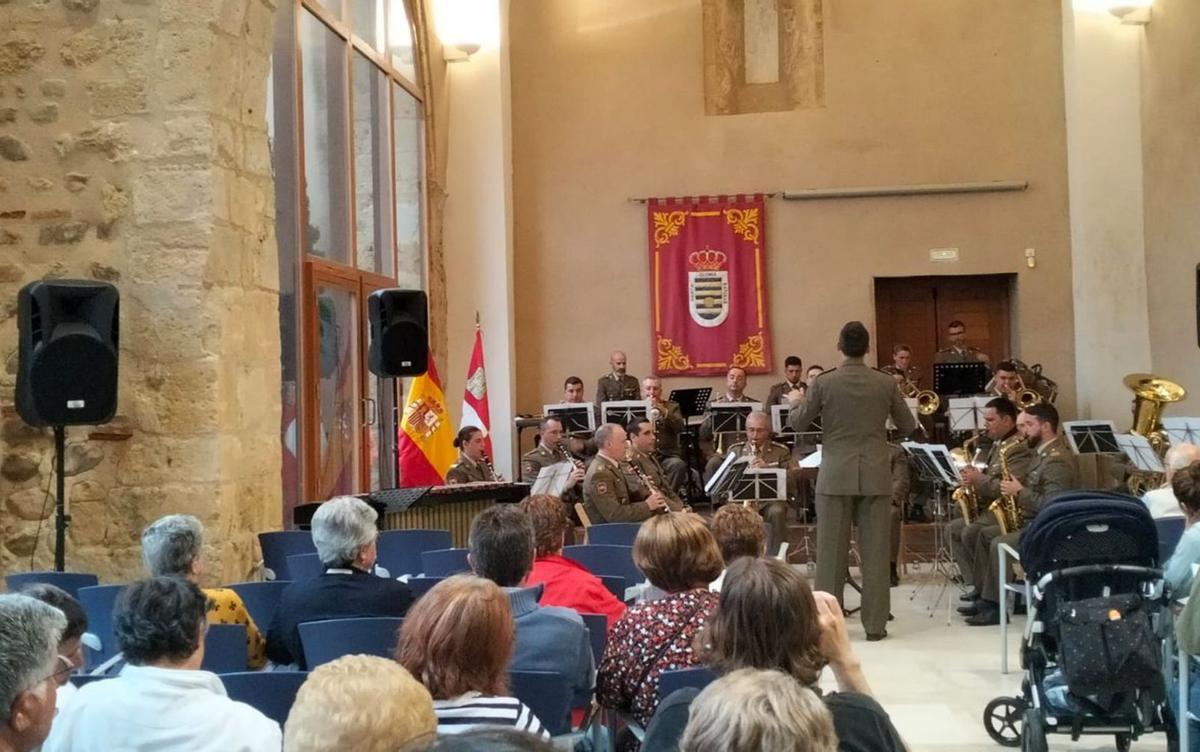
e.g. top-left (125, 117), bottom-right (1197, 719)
top-left (983, 491), bottom-right (1178, 751)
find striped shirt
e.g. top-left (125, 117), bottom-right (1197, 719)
top-left (433, 692), bottom-right (550, 739)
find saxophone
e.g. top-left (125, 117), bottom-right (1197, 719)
top-left (988, 438), bottom-right (1023, 535)
top-left (951, 435), bottom-right (980, 523)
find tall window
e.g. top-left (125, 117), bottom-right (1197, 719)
top-left (270, 0), bottom-right (426, 515)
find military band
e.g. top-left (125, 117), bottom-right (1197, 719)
top-left (583, 423), bottom-right (674, 523)
top-left (594, 350), bottom-right (641, 407)
top-left (446, 426), bottom-right (500, 484)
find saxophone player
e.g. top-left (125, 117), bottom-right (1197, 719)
top-left (961, 403), bottom-right (1077, 625)
top-left (447, 426), bottom-right (499, 484)
top-left (949, 398), bottom-right (1032, 606)
top-left (641, 377), bottom-right (688, 493)
top-left (623, 418), bottom-right (685, 511)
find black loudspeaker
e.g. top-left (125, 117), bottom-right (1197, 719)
top-left (368, 289), bottom-right (428, 377)
top-left (16, 280), bottom-right (120, 427)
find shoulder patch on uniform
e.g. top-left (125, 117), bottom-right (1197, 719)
top-left (596, 480), bottom-right (608, 495)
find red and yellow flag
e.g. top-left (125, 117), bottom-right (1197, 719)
top-left (397, 351), bottom-right (456, 486)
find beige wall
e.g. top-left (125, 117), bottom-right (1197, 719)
top-left (1142, 0), bottom-right (1200, 388)
top-left (510, 0), bottom-right (1075, 414)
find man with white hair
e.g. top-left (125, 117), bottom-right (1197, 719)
top-left (265, 496), bottom-right (413, 669)
top-left (0, 594), bottom-right (68, 752)
top-left (1143, 443), bottom-right (1200, 519)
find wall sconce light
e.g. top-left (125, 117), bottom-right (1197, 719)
top-left (1107, 0), bottom-right (1153, 24)
top-left (434, 0), bottom-right (493, 62)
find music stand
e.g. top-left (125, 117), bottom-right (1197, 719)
top-left (669, 388), bottom-right (712, 419)
top-left (771, 404), bottom-right (797, 439)
top-left (729, 469), bottom-right (786, 502)
top-left (1063, 420), bottom-right (1121, 454)
top-left (947, 397), bottom-right (989, 434)
top-left (901, 442), bottom-right (960, 622)
top-left (600, 400), bottom-right (650, 428)
top-left (934, 362), bottom-right (989, 397)
top-left (1115, 433), bottom-right (1166, 474)
top-left (887, 398), bottom-right (920, 431)
top-left (542, 403), bottom-right (595, 435)
top-left (1162, 417), bottom-right (1200, 447)
top-left (704, 453), bottom-right (749, 501)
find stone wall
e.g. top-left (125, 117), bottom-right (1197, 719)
top-left (0, 0), bottom-right (283, 585)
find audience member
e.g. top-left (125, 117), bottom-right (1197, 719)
top-left (597, 513), bottom-right (722, 732)
top-left (469, 505), bottom-right (593, 703)
top-left (519, 494), bottom-right (627, 627)
top-left (1164, 464), bottom-right (1200, 595)
top-left (43, 577), bottom-right (280, 752)
top-left (1144, 443), bottom-right (1200, 519)
top-left (0, 593), bottom-right (68, 752)
top-left (678, 668), bottom-right (838, 752)
top-left (284, 654), bottom-right (436, 752)
top-left (142, 514), bottom-right (266, 669)
top-left (701, 557), bottom-right (905, 752)
top-left (395, 575), bottom-right (549, 739)
top-left (708, 504), bottom-right (766, 591)
top-left (419, 727), bottom-right (557, 751)
top-left (17, 584), bottom-right (87, 711)
top-left (266, 496), bottom-right (413, 669)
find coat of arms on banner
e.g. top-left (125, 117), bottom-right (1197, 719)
top-left (687, 249), bottom-right (729, 328)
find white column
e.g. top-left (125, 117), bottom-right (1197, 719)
top-left (442, 0), bottom-right (517, 475)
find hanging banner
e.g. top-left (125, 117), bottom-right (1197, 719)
top-left (648, 194), bottom-right (772, 376)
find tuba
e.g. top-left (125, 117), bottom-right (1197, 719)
top-left (1125, 373), bottom-right (1187, 455)
top-left (988, 438), bottom-right (1023, 535)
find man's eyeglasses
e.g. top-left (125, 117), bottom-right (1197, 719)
top-left (40, 655), bottom-right (76, 687)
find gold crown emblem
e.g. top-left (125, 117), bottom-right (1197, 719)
top-left (688, 248), bottom-right (727, 272)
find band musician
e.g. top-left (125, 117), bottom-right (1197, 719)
top-left (766, 356), bottom-right (806, 406)
top-left (935, 320), bottom-right (989, 364)
top-left (583, 423), bottom-right (671, 523)
top-left (446, 426), bottom-right (499, 484)
top-left (561, 375), bottom-right (598, 458)
top-left (520, 416), bottom-right (586, 503)
top-left (623, 418), bottom-right (685, 512)
top-left (595, 351), bottom-right (640, 407)
top-left (891, 344), bottom-right (921, 385)
top-left (699, 366), bottom-right (759, 448)
top-left (640, 376), bottom-right (688, 493)
top-left (988, 360), bottom-right (1022, 401)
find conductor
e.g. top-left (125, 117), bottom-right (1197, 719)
top-left (788, 321), bottom-right (916, 640)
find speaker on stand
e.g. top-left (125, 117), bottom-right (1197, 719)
top-left (367, 289), bottom-right (428, 487)
top-left (16, 280), bottom-right (120, 572)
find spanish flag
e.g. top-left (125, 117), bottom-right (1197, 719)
top-left (397, 351), bottom-right (456, 486)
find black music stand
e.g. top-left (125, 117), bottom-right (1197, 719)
top-left (1063, 420), bottom-right (1121, 454)
top-left (669, 388), bottom-right (712, 419)
top-left (710, 404), bottom-right (757, 435)
top-left (600, 400), bottom-right (650, 428)
top-left (543, 403), bottom-right (595, 435)
top-left (704, 453), bottom-right (749, 502)
top-left (729, 469), bottom-right (786, 502)
top-left (902, 442), bottom-right (960, 623)
top-left (934, 362), bottom-right (989, 397)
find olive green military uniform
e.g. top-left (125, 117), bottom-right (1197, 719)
top-left (594, 372), bottom-right (640, 408)
top-left (947, 430), bottom-right (1033, 587)
top-left (521, 443), bottom-right (582, 504)
top-left (766, 380), bottom-right (805, 407)
top-left (446, 453), bottom-right (497, 485)
top-left (787, 358), bottom-right (917, 637)
top-left (889, 443), bottom-right (910, 565)
top-left (977, 437), bottom-right (1077, 602)
top-left (583, 453), bottom-right (659, 523)
top-left (649, 400), bottom-right (689, 493)
top-left (698, 393), bottom-right (761, 446)
top-left (624, 449), bottom-right (685, 511)
top-left (704, 440), bottom-right (795, 555)
top-left (934, 346), bottom-right (987, 364)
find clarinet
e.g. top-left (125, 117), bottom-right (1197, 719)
top-left (558, 443), bottom-right (585, 473)
top-left (481, 451), bottom-right (503, 482)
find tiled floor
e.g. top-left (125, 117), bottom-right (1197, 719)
top-left (820, 569), bottom-right (1171, 751)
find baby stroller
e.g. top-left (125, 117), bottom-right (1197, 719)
top-left (983, 491), bottom-right (1177, 751)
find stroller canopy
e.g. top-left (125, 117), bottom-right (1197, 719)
top-left (1019, 491), bottom-right (1158, 581)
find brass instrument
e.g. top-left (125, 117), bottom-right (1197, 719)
top-left (648, 404), bottom-right (663, 435)
top-left (951, 435), bottom-right (982, 522)
top-left (988, 438), bottom-right (1023, 535)
top-left (898, 379), bottom-right (940, 416)
top-left (1125, 373), bottom-right (1187, 455)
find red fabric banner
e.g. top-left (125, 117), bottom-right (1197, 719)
top-left (460, 324), bottom-right (493, 458)
top-left (648, 195), bottom-right (772, 376)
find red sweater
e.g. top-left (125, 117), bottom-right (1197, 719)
top-left (524, 553), bottom-right (627, 629)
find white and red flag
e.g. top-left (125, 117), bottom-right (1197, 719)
top-left (460, 315), bottom-right (493, 457)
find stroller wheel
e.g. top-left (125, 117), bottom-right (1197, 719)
top-left (1020, 708), bottom-right (1047, 752)
top-left (1114, 733), bottom-right (1132, 752)
top-left (983, 697), bottom-right (1026, 747)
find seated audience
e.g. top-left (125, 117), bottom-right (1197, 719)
top-left (0, 593), bottom-right (68, 752)
top-left (701, 557), bottom-right (905, 752)
top-left (395, 575), bottom-right (549, 739)
top-left (17, 584), bottom-right (88, 711)
top-left (142, 514), bottom-right (265, 669)
top-left (597, 513), bottom-right (722, 731)
top-left (266, 496), bottom-right (413, 669)
top-left (284, 654), bottom-right (436, 752)
top-left (678, 668), bottom-right (838, 752)
top-left (708, 504), bottom-right (766, 591)
top-left (1164, 463), bottom-right (1200, 595)
top-left (43, 577), bottom-right (280, 752)
top-left (469, 505), bottom-right (593, 701)
top-left (1144, 443), bottom-right (1200, 519)
top-left (520, 494), bottom-right (627, 627)
top-left (421, 727), bottom-right (557, 751)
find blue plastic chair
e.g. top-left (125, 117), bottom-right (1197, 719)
top-left (220, 671), bottom-right (309, 727)
top-left (377, 529), bottom-right (453, 576)
top-left (258, 531), bottom-right (316, 581)
top-left (420, 548), bottom-right (471, 577)
top-left (5, 571), bottom-right (99, 599)
top-left (579, 613), bottom-right (608, 668)
top-left (510, 670), bottom-right (573, 736)
top-left (597, 575), bottom-right (625, 602)
top-left (287, 553), bottom-right (326, 581)
top-left (407, 576), bottom-right (445, 600)
top-left (1157, 516), bottom-right (1186, 566)
top-left (202, 624), bottom-right (248, 673)
top-left (227, 581), bottom-right (293, 631)
top-left (586, 523), bottom-right (642, 547)
top-left (77, 584), bottom-right (125, 666)
top-left (657, 666), bottom-right (717, 701)
top-left (298, 617), bottom-right (404, 669)
top-left (563, 545), bottom-right (643, 588)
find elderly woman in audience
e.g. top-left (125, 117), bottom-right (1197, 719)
top-left (701, 557), bottom-right (905, 752)
top-left (0, 594), bottom-right (68, 752)
top-left (679, 668), bottom-right (838, 752)
top-left (1164, 463), bottom-right (1200, 595)
top-left (597, 512), bottom-right (722, 735)
top-left (284, 654), bottom-right (435, 752)
top-left (141, 514), bottom-right (265, 669)
top-left (266, 496), bottom-right (413, 669)
top-left (520, 494), bottom-right (627, 627)
top-left (1143, 443), bottom-right (1200, 519)
top-left (17, 584), bottom-right (88, 711)
top-left (395, 575), bottom-right (549, 739)
top-left (708, 504), bottom-right (766, 591)
top-left (43, 577), bottom-right (280, 752)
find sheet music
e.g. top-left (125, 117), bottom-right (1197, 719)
top-left (531, 462), bottom-right (574, 496)
top-left (947, 397), bottom-right (988, 433)
top-left (1163, 417), bottom-right (1200, 447)
top-left (771, 403), bottom-right (795, 436)
top-left (799, 447), bottom-right (822, 468)
top-left (924, 443), bottom-right (963, 486)
top-left (1115, 433), bottom-right (1165, 473)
